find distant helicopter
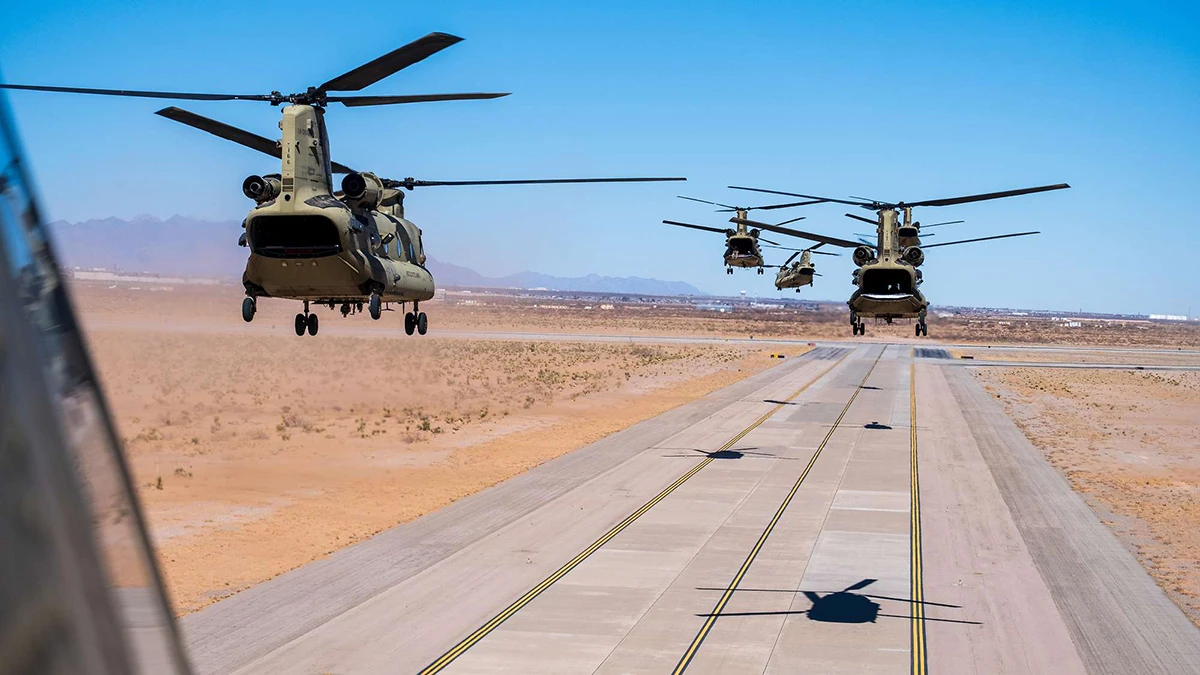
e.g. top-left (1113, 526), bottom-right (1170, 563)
top-left (662, 195), bottom-right (822, 275)
top-left (772, 244), bottom-right (837, 292)
top-left (0, 32), bottom-right (683, 337)
top-left (727, 183), bottom-right (1070, 336)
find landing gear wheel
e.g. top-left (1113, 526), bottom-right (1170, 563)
top-left (404, 312), bottom-right (416, 336)
top-left (416, 312), bottom-right (428, 335)
top-left (242, 297), bottom-right (256, 323)
top-left (307, 313), bottom-right (319, 336)
top-left (757, 267), bottom-right (764, 275)
top-left (369, 293), bottom-right (382, 320)
top-left (340, 302), bottom-right (350, 317)
top-left (294, 313), bottom-right (306, 336)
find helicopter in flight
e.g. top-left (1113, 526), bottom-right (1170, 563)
top-left (1, 32), bottom-right (683, 337)
top-left (662, 195), bottom-right (823, 274)
top-left (772, 244), bottom-right (837, 292)
top-left (726, 183), bottom-right (1070, 336)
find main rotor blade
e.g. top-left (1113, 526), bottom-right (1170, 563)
top-left (679, 195), bottom-right (738, 210)
top-left (775, 215), bottom-right (807, 226)
top-left (731, 217), bottom-right (863, 249)
top-left (319, 32), bottom-right (464, 92)
top-left (759, 199), bottom-right (826, 209)
top-left (763, 244), bottom-right (808, 252)
top-left (156, 107), bottom-right (355, 173)
top-left (331, 92), bottom-right (509, 107)
top-left (784, 251), bottom-right (801, 265)
top-left (716, 199), bottom-right (826, 212)
top-left (922, 220), bottom-right (964, 228)
top-left (905, 184), bottom-right (1070, 208)
top-left (921, 231), bottom-right (1040, 248)
top-left (729, 185), bottom-right (870, 207)
top-left (808, 243), bottom-right (839, 256)
top-left (844, 212), bottom-right (878, 225)
top-left (392, 177), bottom-right (685, 189)
top-left (759, 237), bottom-right (781, 245)
top-left (663, 220), bottom-right (729, 234)
top-left (0, 83), bottom-right (272, 102)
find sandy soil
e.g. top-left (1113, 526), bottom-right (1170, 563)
top-left (975, 367), bottom-right (1200, 626)
top-left (954, 347), bottom-right (1200, 366)
top-left (67, 280), bottom-right (1200, 348)
top-left (76, 287), bottom-right (787, 614)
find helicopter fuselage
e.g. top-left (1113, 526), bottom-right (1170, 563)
top-left (240, 104), bottom-right (434, 306)
top-left (723, 233), bottom-right (764, 268)
top-left (848, 209), bottom-right (926, 321)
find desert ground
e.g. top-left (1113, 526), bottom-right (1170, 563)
top-left (71, 278), bottom-right (1200, 348)
top-left (71, 282), bottom-right (792, 613)
top-left (975, 366), bottom-right (1200, 625)
top-left (68, 279), bottom-right (1200, 622)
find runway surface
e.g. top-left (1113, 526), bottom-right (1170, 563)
top-left (181, 344), bottom-right (1200, 674)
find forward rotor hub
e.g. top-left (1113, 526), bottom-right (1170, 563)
top-left (268, 87), bottom-right (328, 107)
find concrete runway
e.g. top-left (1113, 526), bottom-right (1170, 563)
top-left (181, 344), bottom-right (1200, 674)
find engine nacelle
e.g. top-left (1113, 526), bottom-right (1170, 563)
top-left (853, 246), bottom-right (875, 267)
top-left (242, 175), bottom-right (281, 203)
top-left (341, 172), bottom-right (384, 208)
top-left (749, 228), bottom-right (761, 238)
top-left (902, 246), bottom-right (925, 267)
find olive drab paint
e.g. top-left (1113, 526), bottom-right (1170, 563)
top-left (241, 104), bottom-right (435, 305)
top-left (726, 183), bottom-right (1070, 336)
top-left (0, 31), bottom-right (684, 335)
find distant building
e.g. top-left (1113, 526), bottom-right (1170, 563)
top-left (1149, 314), bottom-right (1188, 321)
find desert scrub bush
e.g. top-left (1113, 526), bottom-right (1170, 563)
top-left (278, 406), bottom-right (315, 433)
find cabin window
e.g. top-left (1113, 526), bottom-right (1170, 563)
top-left (861, 268), bottom-right (913, 294)
top-left (248, 215), bottom-right (342, 258)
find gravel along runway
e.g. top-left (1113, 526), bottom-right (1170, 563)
top-left (182, 344), bottom-right (1200, 674)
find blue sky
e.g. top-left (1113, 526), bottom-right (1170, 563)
top-left (2, 0), bottom-right (1197, 314)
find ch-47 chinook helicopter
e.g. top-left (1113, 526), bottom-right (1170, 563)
top-left (662, 196), bottom-right (823, 275)
top-left (772, 244), bottom-right (837, 292)
top-left (0, 32), bottom-right (683, 337)
top-left (726, 183), bottom-right (1070, 336)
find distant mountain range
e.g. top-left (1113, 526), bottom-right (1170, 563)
top-left (48, 215), bottom-right (707, 296)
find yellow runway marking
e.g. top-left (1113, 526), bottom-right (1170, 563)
top-left (419, 353), bottom-right (848, 674)
top-left (910, 360), bottom-right (928, 674)
top-left (672, 351), bottom-right (883, 674)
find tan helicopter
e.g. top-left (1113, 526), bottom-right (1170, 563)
top-left (772, 244), bottom-right (837, 292)
top-left (727, 183), bottom-right (1070, 336)
top-left (1, 32), bottom-right (683, 337)
top-left (662, 196), bottom-right (822, 275)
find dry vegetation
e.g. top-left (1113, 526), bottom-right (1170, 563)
top-left (66, 281), bottom-right (1200, 617)
top-left (81, 311), bottom-right (779, 613)
top-left (67, 280), bottom-right (1200, 348)
top-left (976, 367), bottom-right (1200, 625)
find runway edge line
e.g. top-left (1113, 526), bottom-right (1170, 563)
top-left (418, 351), bottom-right (850, 674)
top-left (672, 348), bottom-right (883, 674)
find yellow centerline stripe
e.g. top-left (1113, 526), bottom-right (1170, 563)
top-left (910, 360), bottom-right (928, 674)
top-left (419, 352), bottom-right (849, 674)
top-left (672, 351), bottom-right (883, 674)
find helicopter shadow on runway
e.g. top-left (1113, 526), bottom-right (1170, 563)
top-left (660, 447), bottom-right (797, 461)
top-left (695, 579), bottom-right (981, 625)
